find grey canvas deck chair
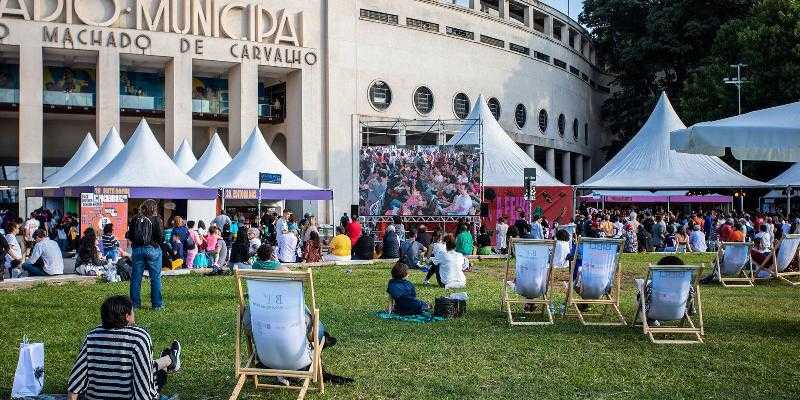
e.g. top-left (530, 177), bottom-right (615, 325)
top-left (502, 238), bottom-right (556, 325)
top-left (230, 269), bottom-right (324, 400)
top-left (566, 237), bottom-right (626, 326)
top-left (757, 234), bottom-right (800, 285)
top-left (633, 265), bottom-right (705, 344)
top-left (714, 242), bottom-right (754, 287)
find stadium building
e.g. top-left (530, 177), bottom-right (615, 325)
top-left (0, 0), bottom-right (610, 218)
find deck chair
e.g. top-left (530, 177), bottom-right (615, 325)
top-left (566, 237), bottom-right (626, 326)
top-left (230, 269), bottom-right (324, 400)
top-left (713, 242), bottom-right (754, 287)
top-left (757, 234), bottom-right (800, 285)
top-left (502, 238), bottom-right (556, 325)
top-left (633, 265), bottom-right (704, 344)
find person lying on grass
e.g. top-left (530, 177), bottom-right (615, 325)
top-left (388, 262), bottom-right (430, 315)
top-left (67, 295), bottom-right (181, 400)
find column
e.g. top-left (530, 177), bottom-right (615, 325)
top-left (19, 45), bottom-right (43, 214)
top-left (583, 157), bottom-right (592, 181)
top-left (561, 151), bottom-right (571, 185)
top-left (574, 154), bottom-right (584, 183)
top-left (543, 15), bottom-right (552, 36)
top-left (470, 0), bottom-right (479, 11)
top-left (96, 48), bottom-right (120, 143)
top-left (227, 62), bottom-right (258, 153)
top-left (165, 55), bottom-right (193, 155)
top-left (545, 147), bottom-right (556, 176)
top-left (397, 125), bottom-right (407, 146)
top-left (499, 0), bottom-right (508, 19)
top-left (525, 144), bottom-right (536, 161)
top-left (287, 68), bottom-right (323, 217)
top-left (436, 132), bottom-right (446, 145)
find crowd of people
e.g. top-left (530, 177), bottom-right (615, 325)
top-left (359, 146), bottom-right (481, 216)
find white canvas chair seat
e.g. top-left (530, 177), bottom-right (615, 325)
top-left (566, 238), bottom-right (626, 326)
top-left (760, 234), bottom-right (800, 285)
top-left (231, 269), bottom-right (324, 400)
top-left (502, 239), bottom-right (556, 325)
top-left (714, 242), bottom-right (754, 287)
top-left (633, 265), bottom-right (704, 344)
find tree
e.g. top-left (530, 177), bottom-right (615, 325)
top-left (580, 0), bottom-right (754, 158)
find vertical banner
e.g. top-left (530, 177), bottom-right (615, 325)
top-left (80, 193), bottom-right (129, 251)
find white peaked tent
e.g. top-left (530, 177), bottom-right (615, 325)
top-left (578, 93), bottom-right (767, 190)
top-left (173, 139), bottom-right (198, 173)
top-left (44, 132), bottom-right (97, 186)
top-left (187, 133), bottom-right (232, 183)
top-left (60, 126), bottom-right (125, 187)
top-left (447, 94), bottom-right (565, 187)
top-left (671, 101), bottom-right (800, 162)
top-left (82, 119), bottom-right (206, 190)
top-left (205, 127), bottom-right (332, 200)
top-left (768, 163), bottom-right (800, 187)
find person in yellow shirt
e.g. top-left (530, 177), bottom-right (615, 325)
top-left (325, 226), bottom-right (352, 261)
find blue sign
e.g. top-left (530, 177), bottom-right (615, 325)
top-left (259, 173), bottom-right (282, 184)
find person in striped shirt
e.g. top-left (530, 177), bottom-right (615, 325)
top-left (67, 295), bottom-right (182, 400)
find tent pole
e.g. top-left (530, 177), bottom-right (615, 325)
top-left (667, 198), bottom-right (670, 214)
top-left (787, 186), bottom-right (792, 218)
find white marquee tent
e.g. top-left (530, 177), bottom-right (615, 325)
top-left (44, 132), bottom-right (97, 186)
top-left (578, 93), bottom-right (767, 190)
top-left (173, 139), bottom-right (198, 173)
top-left (671, 101), bottom-right (800, 162)
top-left (205, 127), bottom-right (332, 200)
top-left (447, 94), bottom-right (565, 187)
top-left (187, 133), bottom-right (232, 183)
top-left (60, 126), bottom-right (124, 187)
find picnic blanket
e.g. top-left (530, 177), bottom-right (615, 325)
top-left (376, 311), bottom-right (446, 323)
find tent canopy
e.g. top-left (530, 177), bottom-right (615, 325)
top-left (578, 93), bottom-right (767, 190)
top-left (447, 94), bottom-right (564, 187)
top-left (187, 133), bottom-right (232, 183)
top-left (205, 127), bottom-right (332, 200)
top-left (768, 163), bottom-right (800, 187)
top-left (60, 127), bottom-right (125, 187)
top-left (580, 190), bottom-right (732, 204)
top-left (173, 139), bottom-right (198, 173)
top-left (82, 119), bottom-right (206, 191)
top-left (671, 101), bottom-right (800, 162)
top-left (44, 132), bottom-right (97, 186)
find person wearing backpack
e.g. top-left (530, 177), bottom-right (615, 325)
top-left (127, 199), bottom-right (165, 310)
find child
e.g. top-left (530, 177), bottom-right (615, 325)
top-left (101, 223), bottom-right (120, 262)
top-left (205, 226), bottom-right (221, 266)
top-left (387, 262), bottom-right (429, 315)
top-left (171, 234), bottom-right (185, 267)
top-left (252, 243), bottom-right (284, 271)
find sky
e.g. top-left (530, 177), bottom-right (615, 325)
top-left (542, 0), bottom-right (585, 23)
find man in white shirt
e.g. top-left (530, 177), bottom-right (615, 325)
top-left (495, 217), bottom-right (509, 254)
top-left (436, 235), bottom-right (466, 289)
top-left (3, 222), bottom-right (23, 276)
top-left (18, 229), bottom-right (64, 277)
top-left (276, 229), bottom-right (298, 263)
top-left (689, 225), bottom-right (707, 252)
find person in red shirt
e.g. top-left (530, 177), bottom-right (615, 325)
top-left (718, 219), bottom-right (733, 242)
top-left (346, 216), bottom-right (362, 246)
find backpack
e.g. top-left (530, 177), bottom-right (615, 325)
top-left (131, 215), bottom-right (154, 246)
top-left (184, 231), bottom-right (196, 251)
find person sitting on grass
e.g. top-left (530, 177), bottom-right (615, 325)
top-left (15, 228), bottom-right (63, 277)
top-left (399, 229), bottom-right (426, 268)
top-left (302, 230), bottom-right (323, 263)
top-left (75, 227), bottom-right (104, 274)
top-left (252, 243), bottom-right (284, 271)
top-left (324, 226), bottom-right (351, 262)
top-left (476, 225), bottom-right (493, 255)
top-left (67, 295), bottom-right (181, 400)
top-left (387, 262), bottom-right (429, 315)
top-left (101, 223), bottom-right (121, 261)
top-left (435, 234), bottom-right (467, 289)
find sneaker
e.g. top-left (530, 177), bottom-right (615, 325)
top-left (11, 268), bottom-right (22, 278)
top-left (276, 376), bottom-right (290, 386)
top-left (168, 340), bottom-right (181, 372)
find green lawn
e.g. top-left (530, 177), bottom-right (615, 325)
top-left (2, 253), bottom-right (800, 399)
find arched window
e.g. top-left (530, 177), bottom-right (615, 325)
top-left (572, 118), bottom-right (579, 141)
top-left (558, 114), bottom-right (566, 137)
top-left (514, 104), bottom-right (527, 128)
top-left (488, 97), bottom-right (501, 121)
top-left (538, 109), bottom-right (548, 133)
top-left (413, 86), bottom-right (434, 115)
top-left (368, 80), bottom-right (392, 111)
top-left (453, 93), bottom-right (470, 119)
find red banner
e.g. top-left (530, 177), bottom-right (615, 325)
top-left (80, 193), bottom-right (129, 251)
top-left (483, 186), bottom-right (574, 243)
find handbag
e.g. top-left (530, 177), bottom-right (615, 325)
top-left (433, 297), bottom-right (467, 318)
top-left (11, 338), bottom-right (45, 398)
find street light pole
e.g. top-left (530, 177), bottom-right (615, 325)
top-left (724, 63), bottom-right (748, 212)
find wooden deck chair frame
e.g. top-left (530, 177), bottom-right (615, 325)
top-left (502, 238), bottom-right (556, 326)
top-left (714, 242), bottom-right (754, 287)
top-left (632, 264), bottom-right (705, 344)
top-left (758, 234), bottom-right (800, 286)
top-left (566, 237), bottom-right (626, 326)
top-left (230, 269), bottom-right (324, 400)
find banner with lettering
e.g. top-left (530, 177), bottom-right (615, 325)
top-left (80, 193), bottom-right (129, 252)
top-left (483, 186), bottom-right (574, 244)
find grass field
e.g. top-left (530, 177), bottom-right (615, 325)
top-left (2, 253), bottom-right (800, 399)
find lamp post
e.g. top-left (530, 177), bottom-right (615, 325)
top-left (724, 63), bottom-right (748, 212)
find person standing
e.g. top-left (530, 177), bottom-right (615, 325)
top-left (495, 217), bottom-right (509, 254)
top-left (128, 199), bottom-right (165, 310)
top-left (211, 210), bottom-right (232, 231)
top-left (346, 215), bottom-right (363, 246)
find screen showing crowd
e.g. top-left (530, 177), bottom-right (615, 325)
top-left (359, 145), bottom-right (482, 216)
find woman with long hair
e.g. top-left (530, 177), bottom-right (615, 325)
top-left (76, 227), bottom-right (103, 270)
top-left (302, 230), bottom-right (323, 263)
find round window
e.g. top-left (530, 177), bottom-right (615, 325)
top-left (413, 86), bottom-right (434, 115)
top-left (572, 118), bottom-right (579, 141)
top-left (514, 104), bottom-right (527, 128)
top-left (488, 97), bottom-right (501, 121)
top-left (558, 114), bottom-right (566, 137)
top-left (453, 93), bottom-right (470, 119)
top-left (368, 80), bottom-right (392, 111)
top-left (538, 109), bottom-right (548, 133)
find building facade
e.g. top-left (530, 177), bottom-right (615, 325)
top-left (0, 0), bottom-right (610, 220)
